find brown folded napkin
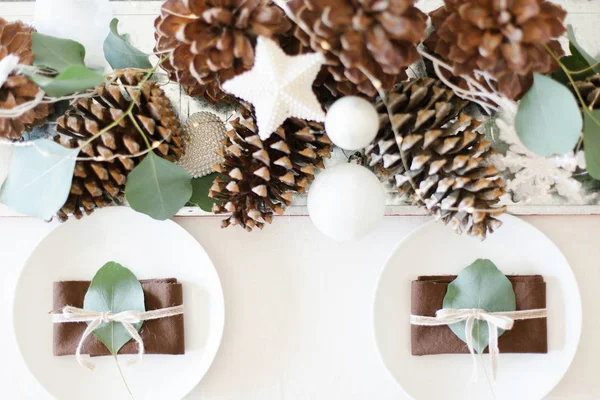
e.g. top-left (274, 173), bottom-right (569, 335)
top-left (53, 278), bottom-right (185, 357)
top-left (411, 275), bottom-right (547, 356)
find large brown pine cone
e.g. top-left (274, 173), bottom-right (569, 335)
top-left (365, 77), bottom-right (505, 240)
top-left (425, 0), bottom-right (566, 100)
top-left (154, 0), bottom-right (291, 104)
top-left (0, 18), bottom-right (52, 139)
top-left (54, 71), bottom-right (185, 221)
top-left (287, 0), bottom-right (427, 99)
top-left (210, 106), bottom-right (332, 231)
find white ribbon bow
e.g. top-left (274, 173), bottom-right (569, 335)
top-left (411, 308), bottom-right (547, 382)
top-left (53, 305), bottom-right (184, 370)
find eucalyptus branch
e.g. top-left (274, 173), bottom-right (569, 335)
top-left (566, 62), bottom-right (600, 75)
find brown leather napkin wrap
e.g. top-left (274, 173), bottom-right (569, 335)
top-left (411, 275), bottom-right (547, 356)
top-left (53, 278), bottom-right (185, 357)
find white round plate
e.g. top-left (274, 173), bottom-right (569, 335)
top-left (373, 215), bottom-right (581, 400)
top-left (13, 207), bottom-right (225, 400)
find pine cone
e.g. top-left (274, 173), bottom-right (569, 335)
top-left (54, 71), bottom-right (185, 221)
top-left (210, 106), bottom-right (332, 231)
top-left (287, 0), bottom-right (427, 98)
top-left (570, 73), bottom-right (600, 109)
top-left (365, 78), bottom-right (506, 240)
top-left (425, 0), bottom-right (566, 100)
top-left (154, 0), bottom-right (291, 104)
top-left (0, 18), bottom-right (52, 139)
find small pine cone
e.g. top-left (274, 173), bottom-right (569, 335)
top-left (154, 0), bottom-right (291, 104)
top-left (0, 18), bottom-right (52, 139)
top-left (287, 0), bottom-right (427, 99)
top-left (365, 77), bottom-right (506, 240)
top-left (425, 0), bottom-right (566, 100)
top-left (54, 71), bottom-right (185, 221)
top-left (210, 107), bottom-right (332, 231)
top-left (570, 73), bottom-right (600, 109)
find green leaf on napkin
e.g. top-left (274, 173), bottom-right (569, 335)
top-left (0, 139), bottom-right (76, 220)
top-left (31, 33), bottom-right (86, 72)
top-left (83, 262), bottom-right (145, 355)
top-left (125, 152), bottom-right (192, 220)
top-left (515, 73), bottom-right (582, 157)
top-left (103, 18), bottom-right (152, 70)
top-left (443, 259), bottom-right (516, 354)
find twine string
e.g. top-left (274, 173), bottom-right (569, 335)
top-left (52, 305), bottom-right (184, 370)
top-left (410, 308), bottom-right (547, 382)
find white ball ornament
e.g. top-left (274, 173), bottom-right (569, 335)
top-left (325, 96), bottom-right (380, 151)
top-left (308, 163), bottom-right (386, 241)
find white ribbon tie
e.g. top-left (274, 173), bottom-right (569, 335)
top-left (411, 308), bottom-right (547, 382)
top-left (53, 305), bottom-right (184, 370)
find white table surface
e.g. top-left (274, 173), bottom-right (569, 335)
top-left (1, 215), bottom-right (599, 399)
top-left (2, 0), bottom-right (600, 399)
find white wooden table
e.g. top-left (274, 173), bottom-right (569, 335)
top-left (1, 1), bottom-right (600, 400)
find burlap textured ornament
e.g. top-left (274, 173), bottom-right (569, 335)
top-left (287, 0), bottom-right (427, 98)
top-left (154, 0), bottom-right (292, 103)
top-left (176, 112), bottom-right (226, 178)
top-left (365, 78), bottom-right (506, 240)
top-left (0, 18), bottom-right (52, 139)
top-left (425, 0), bottom-right (567, 99)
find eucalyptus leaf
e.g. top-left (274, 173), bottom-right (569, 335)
top-left (27, 65), bottom-right (104, 97)
top-left (443, 259), bottom-right (516, 354)
top-left (0, 139), bottom-right (76, 219)
top-left (83, 262), bottom-right (145, 355)
top-left (103, 18), bottom-right (152, 70)
top-left (31, 32), bottom-right (86, 72)
top-left (515, 73), bottom-right (583, 157)
top-left (584, 110), bottom-right (600, 180)
top-left (189, 173), bottom-right (221, 212)
top-left (126, 152), bottom-right (192, 220)
top-left (567, 25), bottom-right (599, 71)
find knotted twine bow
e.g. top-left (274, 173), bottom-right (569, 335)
top-left (410, 308), bottom-right (547, 382)
top-left (52, 305), bottom-right (184, 370)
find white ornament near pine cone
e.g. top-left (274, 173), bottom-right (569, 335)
top-left (222, 36), bottom-right (326, 141)
top-left (176, 112), bottom-right (226, 178)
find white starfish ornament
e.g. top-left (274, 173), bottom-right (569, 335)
top-left (222, 36), bottom-right (326, 141)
